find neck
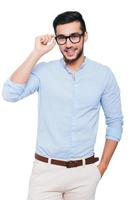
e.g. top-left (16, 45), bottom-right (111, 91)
top-left (65, 54), bottom-right (85, 72)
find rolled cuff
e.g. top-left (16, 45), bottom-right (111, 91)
top-left (2, 79), bottom-right (26, 102)
top-left (105, 126), bottom-right (123, 141)
top-left (5, 79), bottom-right (26, 88)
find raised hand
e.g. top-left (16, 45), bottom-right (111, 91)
top-left (34, 34), bottom-right (56, 56)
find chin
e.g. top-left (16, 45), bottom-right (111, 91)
top-left (64, 56), bottom-right (77, 64)
top-left (62, 47), bottom-right (84, 64)
top-left (63, 53), bottom-right (78, 63)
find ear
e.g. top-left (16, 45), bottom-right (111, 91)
top-left (84, 32), bottom-right (88, 42)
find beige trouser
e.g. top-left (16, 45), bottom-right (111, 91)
top-left (27, 158), bottom-right (101, 200)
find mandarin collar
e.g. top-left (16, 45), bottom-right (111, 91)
top-left (60, 56), bottom-right (87, 74)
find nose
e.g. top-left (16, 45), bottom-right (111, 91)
top-left (65, 38), bottom-right (72, 47)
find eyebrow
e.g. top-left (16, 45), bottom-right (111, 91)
top-left (56, 32), bottom-right (82, 37)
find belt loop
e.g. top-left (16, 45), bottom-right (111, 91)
top-left (82, 158), bottom-right (86, 166)
top-left (48, 157), bottom-right (51, 164)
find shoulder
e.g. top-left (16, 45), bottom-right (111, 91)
top-left (86, 58), bottom-right (111, 74)
top-left (85, 58), bottom-right (119, 88)
top-left (32, 59), bottom-right (61, 76)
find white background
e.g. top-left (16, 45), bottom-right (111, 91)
top-left (0, 0), bottom-right (133, 199)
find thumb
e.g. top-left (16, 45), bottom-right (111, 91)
top-left (47, 38), bottom-right (56, 50)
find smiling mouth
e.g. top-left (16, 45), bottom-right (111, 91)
top-left (64, 48), bottom-right (77, 57)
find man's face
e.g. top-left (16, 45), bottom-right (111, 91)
top-left (55, 21), bottom-right (87, 64)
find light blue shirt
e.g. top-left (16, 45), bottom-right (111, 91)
top-left (2, 58), bottom-right (123, 160)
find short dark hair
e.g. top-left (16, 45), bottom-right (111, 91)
top-left (53, 11), bottom-right (86, 33)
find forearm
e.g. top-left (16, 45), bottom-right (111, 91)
top-left (10, 50), bottom-right (41, 84)
top-left (98, 139), bottom-right (118, 175)
top-left (10, 35), bottom-right (56, 84)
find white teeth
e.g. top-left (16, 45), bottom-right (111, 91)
top-left (64, 49), bottom-right (76, 57)
top-left (65, 49), bottom-right (74, 52)
top-left (66, 50), bottom-right (74, 53)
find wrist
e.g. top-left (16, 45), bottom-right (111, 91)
top-left (31, 49), bottom-right (44, 58)
top-left (97, 163), bottom-right (108, 177)
top-left (98, 162), bottom-right (108, 171)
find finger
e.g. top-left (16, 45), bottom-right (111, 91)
top-left (48, 34), bottom-right (55, 42)
top-left (48, 38), bottom-right (56, 49)
top-left (48, 35), bottom-right (52, 43)
top-left (37, 35), bottom-right (46, 44)
top-left (45, 34), bottom-right (50, 42)
top-left (46, 34), bottom-right (55, 44)
top-left (41, 35), bottom-right (49, 45)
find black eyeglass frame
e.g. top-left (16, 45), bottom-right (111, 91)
top-left (55, 32), bottom-right (85, 45)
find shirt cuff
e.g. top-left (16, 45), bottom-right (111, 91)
top-left (105, 126), bottom-right (123, 141)
top-left (5, 79), bottom-right (26, 89)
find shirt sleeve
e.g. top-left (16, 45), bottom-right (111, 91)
top-left (2, 62), bottom-right (44, 102)
top-left (100, 68), bottom-right (124, 141)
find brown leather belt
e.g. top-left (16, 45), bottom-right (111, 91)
top-left (35, 153), bottom-right (99, 168)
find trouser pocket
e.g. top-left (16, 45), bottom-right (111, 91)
top-left (93, 164), bottom-right (101, 180)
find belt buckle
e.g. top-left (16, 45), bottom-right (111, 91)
top-left (66, 160), bottom-right (79, 168)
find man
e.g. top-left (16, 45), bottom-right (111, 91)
top-left (2, 11), bottom-right (123, 200)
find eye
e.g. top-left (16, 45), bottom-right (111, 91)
top-left (70, 34), bottom-right (80, 42)
top-left (57, 35), bottom-right (66, 40)
top-left (70, 33), bottom-right (80, 38)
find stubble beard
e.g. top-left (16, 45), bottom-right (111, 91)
top-left (62, 46), bottom-right (84, 65)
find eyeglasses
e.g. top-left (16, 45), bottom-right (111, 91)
top-left (55, 32), bottom-right (84, 45)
